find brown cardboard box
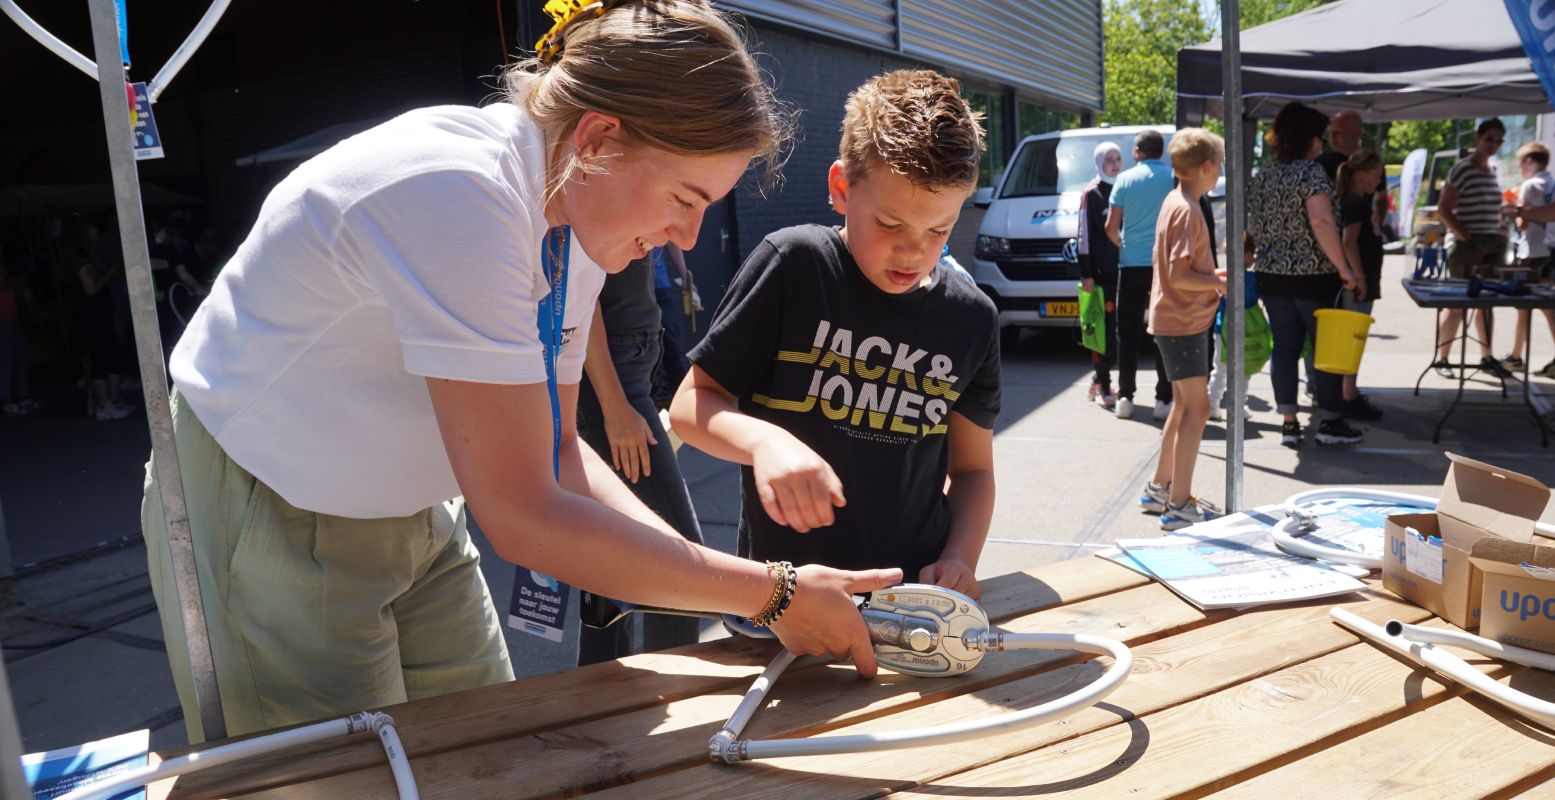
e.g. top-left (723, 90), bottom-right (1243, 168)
top-left (1381, 454), bottom-right (1552, 630)
top-left (1471, 537), bottom-right (1555, 653)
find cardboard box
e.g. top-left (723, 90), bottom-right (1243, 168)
top-left (1471, 535), bottom-right (1555, 653)
top-left (1381, 454), bottom-right (1552, 630)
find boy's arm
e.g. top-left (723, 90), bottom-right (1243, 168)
top-left (921, 410), bottom-right (995, 601)
top-left (583, 302), bottom-right (657, 483)
top-left (669, 365), bottom-right (846, 534)
top-left (1341, 220), bottom-right (1367, 301)
top-left (1165, 207), bottom-right (1227, 294)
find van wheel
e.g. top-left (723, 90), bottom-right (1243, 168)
top-left (1000, 326), bottom-right (1022, 350)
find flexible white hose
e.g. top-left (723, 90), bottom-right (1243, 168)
top-left (1386, 619), bottom-right (1555, 672)
top-left (147, 0), bottom-right (231, 101)
top-left (56, 712), bottom-right (419, 800)
top-left (1273, 488), bottom-right (1555, 569)
top-left (2, 0), bottom-right (98, 78)
top-left (712, 633), bottom-right (1131, 762)
top-left (1330, 608), bottom-right (1555, 732)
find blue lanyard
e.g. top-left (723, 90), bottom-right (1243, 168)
top-left (113, 0), bottom-right (130, 66)
top-left (539, 226), bottom-right (570, 480)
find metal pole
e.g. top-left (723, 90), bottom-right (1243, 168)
top-left (0, 652), bottom-right (34, 800)
top-left (87, 0), bottom-right (226, 742)
top-left (1221, 0), bottom-right (1246, 512)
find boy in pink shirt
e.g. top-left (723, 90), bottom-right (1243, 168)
top-left (1139, 129), bottom-right (1227, 531)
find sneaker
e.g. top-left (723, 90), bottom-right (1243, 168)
top-left (1342, 394), bottom-right (1383, 421)
top-left (1153, 400), bottom-right (1172, 421)
top-left (93, 404), bottom-right (132, 421)
top-left (1242, 406), bottom-right (1254, 421)
top-left (1208, 405), bottom-right (1225, 422)
top-left (1115, 397), bottom-right (1135, 419)
top-left (1315, 418), bottom-right (1364, 445)
top-left (1161, 497), bottom-right (1221, 531)
top-left (1, 402), bottom-right (22, 417)
top-left (17, 398), bottom-right (40, 412)
top-left (1139, 481), bottom-right (1171, 514)
top-left (1095, 391), bottom-right (1116, 411)
top-left (1280, 420), bottom-right (1302, 449)
top-left (1503, 355), bottom-right (1526, 371)
top-left (1540, 359), bottom-right (1555, 378)
top-left (1088, 383), bottom-right (1102, 402)
top-left (1480, 356), bottom-right (1513, 380)
top-left (1432, 360), bottom-right (1454, 379)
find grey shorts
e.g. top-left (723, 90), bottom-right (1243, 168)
top-left (1155, 331), bottom-right (1211, 382)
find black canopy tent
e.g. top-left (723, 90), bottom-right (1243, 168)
top-left (1177, 0), bottom-right (1550, 124)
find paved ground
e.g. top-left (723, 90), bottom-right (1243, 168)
top-left (4, 253), bottom-right (1555, 756)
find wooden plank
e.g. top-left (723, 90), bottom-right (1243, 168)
top-left (1205, 667), bottom-right (1555, 799)
top-left (225, 580), bottom-right (1209, 800)
top-left (544, 589), bottom-right (1428, 799)
top-left (152, 556), bottom-right (1148, 798)
top-left (884, 615), bottom-right (1496, 799)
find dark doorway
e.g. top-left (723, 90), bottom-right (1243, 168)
top-left (678, 197), bottom-right (740, 347)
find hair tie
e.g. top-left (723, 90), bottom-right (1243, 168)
top-left (536, 0), bottom-right (606, 65)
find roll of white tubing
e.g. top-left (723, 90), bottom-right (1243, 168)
top-left (56, 712), bottom-right (419, 800)
top-left (1330, 608), bottom-right (1555, 732)
top-left (714, 633), bottom-right (1131, 762)
top-left (1386, 619), bottom-right (1555, 673)
top-left (1270, 489), bottom-right (1436, 570)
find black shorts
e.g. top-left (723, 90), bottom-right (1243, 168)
top-left (1155, 331), bottom-right (1212, 382)
top-left (1447, 233), bottom-right (1507, 279)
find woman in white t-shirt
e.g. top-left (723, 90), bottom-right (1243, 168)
top-left (143, 0), bottom-right (901, 742)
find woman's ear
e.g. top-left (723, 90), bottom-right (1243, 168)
top-left (571, 111), bottom-right (625, 170)
top-left (828, 160), bottom-right (850, 214)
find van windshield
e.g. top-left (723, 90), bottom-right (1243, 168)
top-left (998, 133), bottom-right (1160, 198)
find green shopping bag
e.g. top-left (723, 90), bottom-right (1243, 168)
top-left (1221, 305), bottom-right (1273, 378)
top-left (1078, 284), bottom-right (1106, 355)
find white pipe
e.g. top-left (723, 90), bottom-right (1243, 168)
top-left (1386, 619), bottom-right (1555, 673)
top-left (1273, 488), bottom-right (1555, 569)
top-left (2, 0), bottom-right (98, 78)
top-left (147, 0), bottom-right (232, 101)
top-left (707, 649), bottom-right (798, 761)
top-left (1330, 608), bottom-right (1555, 732)
top-left (712, 633), bottom-right (1131, 763)
top-left (56, 712), bottom-right (419, 800)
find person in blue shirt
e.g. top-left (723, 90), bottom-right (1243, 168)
top-left (1105, 129), bottom-right (1176, 421)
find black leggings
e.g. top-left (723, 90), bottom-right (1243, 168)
top-left (1115, 268), bottom-right (1171, 404)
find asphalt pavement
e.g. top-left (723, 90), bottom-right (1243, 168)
top-left (4, 253), bottom-right (1555, 757)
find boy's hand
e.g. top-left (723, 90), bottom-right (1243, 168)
top-left (752, 433), bottom-right (846, 533)
top-left (919, 558), bottom-right (980, 601)
top-left (603, 404), bottom-right (656, 484)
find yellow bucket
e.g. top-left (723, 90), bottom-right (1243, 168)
top-left (1313, 308), bottom-right (1374, 375)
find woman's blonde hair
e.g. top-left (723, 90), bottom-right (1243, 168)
top-left (502, 0), bottom-right (794, 197)
top-left (1335, 149), bottom-right (1382, 197)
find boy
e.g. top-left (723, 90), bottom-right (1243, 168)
top-left (670, 70), bottom-right (999, 600)
top-left (1138, 128), bottom-right (1227, 531)
top-left (1504, 141), bottom-right (1555, 376)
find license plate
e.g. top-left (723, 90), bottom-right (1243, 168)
top-left (1042, 301), bottom-right (1079, 318)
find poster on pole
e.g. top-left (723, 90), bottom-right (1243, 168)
top-left (129, 82), bottom-right (163, 161)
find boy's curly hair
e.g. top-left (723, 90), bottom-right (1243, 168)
top-left (839, 70), bottom-right (985, 190)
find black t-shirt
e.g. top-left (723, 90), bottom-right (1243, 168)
top-left (1339, 194), bottom-right (1384, 301)
top-left (1315, 149), bottom-right (1346, 183)
top-left (689, 224), bottom-right (1001, 578)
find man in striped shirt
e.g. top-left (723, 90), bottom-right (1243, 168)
top-left (1433, 118), bottom-right (1511, 379)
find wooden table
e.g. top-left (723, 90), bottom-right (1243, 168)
top-left (149, 556), bottom-right (1555, 799)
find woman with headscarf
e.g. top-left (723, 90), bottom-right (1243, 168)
top-left (1078, 141), bottom-right (1123, 408)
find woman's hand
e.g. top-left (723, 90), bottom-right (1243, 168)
top-left (769, 564), bottom-right (903, 678)
top-left (602, 403), bottom-right (656, 484)
top-left (751, 433), bottom-right (845, 532)
top-left (919, 558), bottom-right (980, 600)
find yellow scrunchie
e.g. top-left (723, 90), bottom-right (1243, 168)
top-left (535, 0), bottom-right (605, 65)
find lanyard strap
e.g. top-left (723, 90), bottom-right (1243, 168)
top-left (539, 226), bottom-right (571, 480)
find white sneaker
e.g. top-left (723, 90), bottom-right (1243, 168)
top-left (1209, 406), bottom-right (1225, 422)
top-left (1242, 406), bottom-right (1253, 421)
top-left (94, 404), bottom-right (131, 421)
top-left (1115, 397), bottom-right (1134, 419)
top-left (1161, 497), bottom-right (1221, 531)
top-left (1154, 400), bottom-right (1172, 421)
top-left (1094, 391), bottom-right (1116, 411)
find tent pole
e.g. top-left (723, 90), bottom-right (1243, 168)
top-left (1221, 0), bottom-right (1246, 513)
top-left (86, 0), bottom-right (227, 741)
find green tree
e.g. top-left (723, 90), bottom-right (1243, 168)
top-left (1102, 0), bottom-right (1212, 125)
top-left (1221, 0), bottom-right (1327, 28)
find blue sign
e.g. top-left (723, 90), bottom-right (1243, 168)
top-left (1503, 0), bottom-right (1555, 110)
top-left (129, 82), bottom-right (163, 161)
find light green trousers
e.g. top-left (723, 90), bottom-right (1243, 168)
top-left (142, 392), bottom-right (513, 742)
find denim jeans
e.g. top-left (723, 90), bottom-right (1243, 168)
top-left (576, 327), bottom-right (706, 663)
top-left (1262, 293), bottom-right (1342, 420)
top-left (652, 287), bottom-right (693, 403)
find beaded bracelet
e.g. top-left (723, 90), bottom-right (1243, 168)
top-left (750, 560), bottom-right (796, 627)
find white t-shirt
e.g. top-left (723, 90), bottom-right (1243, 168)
top-left (1517, 171), bottom-right (1555, 259)
top-left (171, 104), bottom-right (606, 518)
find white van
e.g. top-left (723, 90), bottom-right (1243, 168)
top-left (970, 125), bottom-right (1223, 333)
